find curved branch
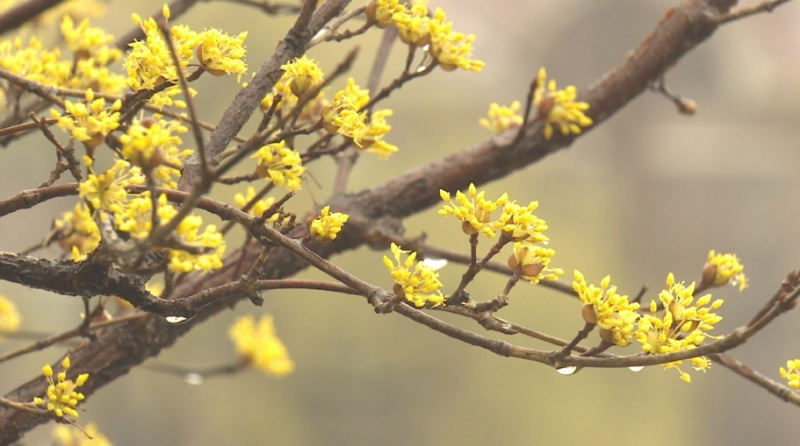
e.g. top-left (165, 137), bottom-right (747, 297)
top-left (0, 0), bottom-right (63, 35)
top-left (2, 0), bottom-right (782, 442)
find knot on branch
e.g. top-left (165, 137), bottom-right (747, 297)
top-left (473, 294), bottom-right (509, 313)
top-left (477, 312), bottom-right (517, 334)
top-left (239, 274), bottom-right (264, 307)
top-left (368, 288), bottom-right (397, 314)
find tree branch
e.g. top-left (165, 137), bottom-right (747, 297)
top-left (3, 0), bottom-right (783, 442)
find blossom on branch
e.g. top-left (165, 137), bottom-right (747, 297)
top-left (53, 422), bottom-right (114, 446)
top-left (119, 117), bottom-right (192, 187)
top-left (0, 295), bottom-right (20, 336)
top-left (33, 356), bottom-right (89, 418)
top-left (428, 8), bottom-right (484, 72)
top-left (51, 88), bottom-right (121, 149)
top-left (229, 314), bottom-right (294, 376)
top-left (322, 77), bottom-right (370, 145)
top-left (280, 55), bottom-right (323, 96)
top-left (114, 193), bottom-right (226, 273)
top-left (508, 243), bottom-right (563, 284)
top-left (366, 0), bottom-right (405, 28)
top-left (360, 109), bottom-right (398, 158)
top-left (383, 242), bottom-right (445, 308)
top-left (252, 140), bottom-right (305, 191)
top-left (701, 250), bottom-right (747, 291)
top-left (309, 205), bottom-right (349, 242)
top-left (387, 3), bottom-right (484, 72)
top-left (60, 16), bottom-right (121, 65)
top-left (53, 203), bottom-right (101, 261)
top-left (635, 273), bottom-right (724, 382)
top-left (780, 359), bottom-right (800, 389)
top-left (78, 157), bottom-right (143, 214)
top-left (573, 270), bottom-right (639, 346)
top-left (438, 183), bottom-right (508, 237)
top-left (234, 187), bottom-right (279, 223)
top-left (533, 67), bottom-right (592, 140)
top-left (195, 28), bottom-right (248, 81)
top-left (497, 200), bottom-right (549, 243)
top-left (0, 36), bottom-right (71, 87)
top-left (480, 101), bottom-right (523, 133)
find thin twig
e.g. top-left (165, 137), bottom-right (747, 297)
top-left (308, 5), bottom-right (368, 47)
top-left (714, 0), bottom-right (794, 24)
top-left (710, 352), bottom-right (800, 407)
top-left (159, 21), bottom-right (209, 176)
top-left (0, 313), bottom-right (148, 365)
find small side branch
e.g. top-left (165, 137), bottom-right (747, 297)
top-left (714, 0), bottom-right (794, 24)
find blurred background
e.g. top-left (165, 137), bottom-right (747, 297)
top-left (2, 0), bottom-right (800, 444)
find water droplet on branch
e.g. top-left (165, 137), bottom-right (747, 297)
top-left (165, 315), bottom-right (188, 324)
top-left (557, 366), bottom-right (577, 375)
top-left (184, 373), bottom-right (204, 385)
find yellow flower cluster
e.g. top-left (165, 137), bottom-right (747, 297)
top-left (701, 250), bottom-right (747, 291)
top-left (320, 77), bottom-right (399, 156)
top-left (635, 273), bottom-right (724, 382)
top-left (533, 67), bottom-right (592, 140)
top-left (53, 423), bottom-right (114, 446)
top-left (115, 193), bottom-right (226, 273)
top-left (509, 243), bottom-right (563, 284)
top-left (260, 56), bottom-right (326, 120)
top-left (497, 200), bottom-right (549, 244)
top-left (780, 359), bottom-right (800, 389)
top-left (0, 294), bottom-right (21, 336)
top-left (480, 101), bottom-right (523, 134)
top-left (124, 8), bottom-right (189, 92)
top-left (54, 203), bottom-right (101, 261)
top-left (252, 140), bottom-right (305, 191)
top-left (30, 0), bottom-right (107, 27)
top-left (33, 356), bottom-right (89, 418)
top-left (366, 0), bottom-right (404, 28)
top-left (72, 60), bottom-right (128, 95)
top-left (228, 314), bottom-right (294, 376)
top-left (369, 1), bottom-right (484, 72)
top-left (322, 77), bottom-right (370, 145)
top-left (79, 157), bottom-right (143, 214)
top-left (573, 271), bottom-right (640, 346)
top-left (439, 184), bottom-right (508, 238)
top-left (262, 59), bottom-right (398, 158)
top-left (428, 8), bottom-right (485, 72)
top-left (59, 16), bottom-right (127, 93)
top-left (68, 123), bottom-right (215, 272)
top-left (440, 183), bottom-right (562, 285)
top-left (119, 117), bottom-right (192, 187)
top-left (0, 36), bottom-right (71, 87)
top-left (0, 14), bottom-right (129, 97)
top-left (60, 16), bottom-right (121, 65)
top-left (195, 28), bottom-right (248, 82)
top-left (383, 242), bottom-right (445, 308)
top-left (158, 196), bottom-right (226, 272)
top-left (281, 54), bottom-right (324, 96)
top-left (309, 206), bottom-right (349, 242)
top-left (125, 5), bottom-right (247, 106)
top-left (234, 186), bottom-right (279, 223)
top-left (51, 89), bottom-right (122, 148)
top-left (360, 109), bottom-right (399, 158)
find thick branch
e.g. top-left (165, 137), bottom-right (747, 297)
top-left (179, 0), bottom-right (352, 189)
top-left (0, 0), bottom-right (759, 442)
top-left (0, 0), bottom-right (63, 35)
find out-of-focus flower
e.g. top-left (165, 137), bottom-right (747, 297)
top-left (533, 67), bottom-right (592, 140)
top-left (229, 314), bottom-right (294, 376)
